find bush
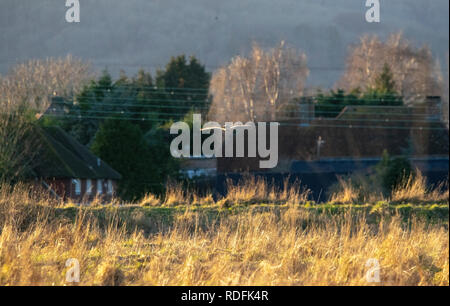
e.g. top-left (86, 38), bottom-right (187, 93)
top-left (328, 151), bottom-right (416, 203)
top-left (376, 151), bottom-right (414, 192)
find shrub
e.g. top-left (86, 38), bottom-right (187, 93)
top-left (376, 150), bottom-right (414, 193)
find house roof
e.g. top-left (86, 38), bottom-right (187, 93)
top-left (31, 126), bottom-right (122, 180)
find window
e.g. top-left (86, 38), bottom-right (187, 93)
top-left (97, 179), bottom-right (103, 194)
top-left (72, 179), bottom-right (81, 195)
top-left (107, 180), bottom-right (113, 194)
top-left (86, 179), bottom-right (92, 195)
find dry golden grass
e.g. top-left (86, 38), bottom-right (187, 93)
top-left (391, 171), bottom-right (449, 204)
top-left (140, 175), bottom-right (309, 208)
top-left (329, 177), bottom-right (361, 204)
top-left (0, 181), bottom-right (448, 286)
top-left (330, 171), bottom-right (448, 205)
top-left (139, 193), bottom-right (161, 207)
top-left (225, 175), bottom-right (311, 205)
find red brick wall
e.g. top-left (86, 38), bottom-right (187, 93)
top-left (42, 178), bottom-right (117, 203)
top-left (217, 120), bottom-right (449, 173)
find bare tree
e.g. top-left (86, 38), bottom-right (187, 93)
top-left (337, 33), bottom-right (443, 104)
top-left (0, 55), bottom-right (92, 182)
top-left (0, 111), bottom-right (40, 183)
top-left (0, 55), bottom-right (93, 113)
top-left (208, 42), bottom-right (309, 123)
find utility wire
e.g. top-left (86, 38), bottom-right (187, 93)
top-left (46, 103), bottom-right (444, 119)
top-left (54, 96), bottom-right (441, 109)
top-left (49, 100), bottom-right (442, 119)
top-left (42, 113), bottom-right (448, 130)
top-left (46, 108), bottom-right (443, 124)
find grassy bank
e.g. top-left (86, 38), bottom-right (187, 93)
top-left (0, 177), bottom-right (448, 286)
top-left (50, 202), bottom-right (449, 234)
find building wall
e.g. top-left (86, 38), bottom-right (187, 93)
top-left (217, 121), bottom-right (449, 173)
top-left (43, 178), bottom-right (117, 203)
top-left (180, 157), bottom-right (217, 179)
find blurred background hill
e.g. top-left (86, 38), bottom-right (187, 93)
top-left (1, 0), bottom-right (448, 87)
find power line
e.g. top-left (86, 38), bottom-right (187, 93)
top-left (47, 108), bottom-right (443, 125)
top-left (47, 99), bottom-right (444, 120)
top-left (76, 90), bottom-right (211, 97)
top-left (53, 101), bottom-right (209, 110)
top-left (52, 105), bottom-right (441, 118)
top-left (61, 109), bottom-right (200, 117)
top-left (277, 117), bottom-right (443, 124)
top-left (67, 85), bottom-right (438, 103)
top-left (42, 114), bottom-right (169, 123)
top-left (278, 123), bottom-right (447, 131)
top-left (80, 85), bottom-right (210, 92)
top-left (50, 101), bottom-right (441, 119)
top-left (54, 95), bottom-right (442, 108)
top-left (63, 97), bottom-right (210, 104)
top-left (41, 113), bottom-right (448, 131)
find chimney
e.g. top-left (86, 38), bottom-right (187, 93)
top-left (425, 96), bottom-right (442, 121)
top-left (298, 97), bottom-right (314, 126)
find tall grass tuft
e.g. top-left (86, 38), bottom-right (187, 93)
top-left (391, 171), bottom-right (449, 204)
top-left (329, 171), bottom-right (448, 205)
top-left (225, 175), bottom-right (311, 205)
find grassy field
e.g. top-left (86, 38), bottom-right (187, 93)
top-left (0, 175), bottom-right (448, 286)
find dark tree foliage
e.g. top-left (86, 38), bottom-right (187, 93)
top-left (375, 150), bottom-right (414, 192)
top-left (51, 56), bottom-right (211, 200)
top-left (60, 56), bottom-right (210, 145)
top-left (315, 89), bottom-right (361, 118)
top-left (60, 70), bottom-right (158, 145)
top-left (363, 63), bottom-right (403, 107)
top-left (315, 64), bottom-right (403, 118)
top-left (91, 119), bottom-right (179, 200)
top-left (155, 55), bottom-right (211, 119)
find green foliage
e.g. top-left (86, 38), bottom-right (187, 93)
top-left (315, 89), bottom-right (361, 117)
top-left (59, 70), bottom-right (159, 145)
top-left (57, 56), bottom-right (210, 145)
top-left (157, 55), bottom-right (210, 92)
top-left (91, 119), bottom-right (179, 201)
top-left (363, 64), bottom-right (403, 107)
top-left (155, 55), bottom-right (211, 118)
top-left (50, 56), bottom-right (210, 200)
top-left (374, 63), bottom-right (397, 94)
top-left (144, 125), bottom-right (181, 191)
top-left (375, 150), bottom-right (414, 192)
top-left (315, 64), bottom-right (403, 118)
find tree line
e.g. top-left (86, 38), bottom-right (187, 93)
top-left (0, 33), bottom-right (447, 200)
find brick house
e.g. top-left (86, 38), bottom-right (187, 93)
top-left (31, 126), bottom-right (122, 202)
top-left (217, 105), bottom-right (449, 173)
top-left (215, 103), bottom-right (449, 200)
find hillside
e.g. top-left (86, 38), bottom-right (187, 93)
top-left (1, 0), bottom-right (448, 86)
